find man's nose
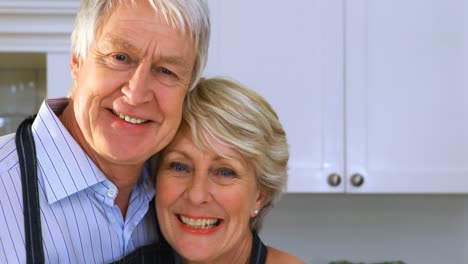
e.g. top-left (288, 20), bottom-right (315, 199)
top-left (122, 64), bottom-right (153, 105)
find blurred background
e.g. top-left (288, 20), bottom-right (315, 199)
top-left (1, 0), bottom-right (466, 263)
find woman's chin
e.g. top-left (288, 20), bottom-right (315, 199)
top-left (179, 249), bottom-right (216, 263)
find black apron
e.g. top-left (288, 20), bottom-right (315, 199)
top-left (16, 116), bottom-right (267, 264)
top-left (16, 116), bottom-right (174, 264)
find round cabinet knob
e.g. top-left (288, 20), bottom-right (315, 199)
top-left (350, 173), bottom-right (364, 187)
top-left (327, 173), bottom-right (342, 187)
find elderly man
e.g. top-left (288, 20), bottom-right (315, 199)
top-left (0, 0), bottom-right (210, 263)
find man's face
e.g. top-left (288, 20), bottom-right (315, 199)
top-left (69, 0), bottom-right (196, 167)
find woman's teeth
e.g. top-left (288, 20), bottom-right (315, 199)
top-left (179, 215), bottom-right (220, 229)
top-left (113, 110), bottom-right (147, 124)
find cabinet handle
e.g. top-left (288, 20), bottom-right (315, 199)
top-left (327, 173), bottom-right (342, 187)
top-left (350, 173), bottom-right (364, 187)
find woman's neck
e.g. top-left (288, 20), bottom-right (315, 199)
top-left (183, 231), bottom-right (254, 264)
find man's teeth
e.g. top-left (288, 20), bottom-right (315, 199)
top-left (113, 111), bottom-right (147, 124)
top-left (179, 215), bottom-right (220, 229)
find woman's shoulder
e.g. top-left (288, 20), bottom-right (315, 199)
top-left (266, 246), bottom-right (305, 264)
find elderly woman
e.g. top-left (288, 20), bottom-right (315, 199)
top-left (155, 78), bottom-right (304, 264)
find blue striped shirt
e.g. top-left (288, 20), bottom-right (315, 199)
top-left (0, 98), bottom-right (157, 263)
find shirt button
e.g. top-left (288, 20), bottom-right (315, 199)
top-left (107, 188), bottom-right (117, 198)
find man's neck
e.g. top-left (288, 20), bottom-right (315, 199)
top-left (103, 163), bottom-right (143, 218)
top-left (58, 101), bottom-right (145, 217)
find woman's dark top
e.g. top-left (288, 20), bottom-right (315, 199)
top-left (113, 230), bottom-right (268, 264)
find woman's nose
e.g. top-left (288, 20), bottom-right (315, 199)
top-left (184, 173), bottom-right (212, 205)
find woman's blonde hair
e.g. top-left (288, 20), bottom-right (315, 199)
top-left (182, 77), bottom-right (289, 231)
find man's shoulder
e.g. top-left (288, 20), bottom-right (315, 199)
top-left (0, 132), bottom-right (15, 144)
top-left (0, 133), bottom-right (19, 175)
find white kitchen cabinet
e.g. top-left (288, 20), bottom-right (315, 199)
top-left (9, 1), bottom-right (463, 193)
top-left (206, 0), bottom-right (468, 193)
top-left (205, 0), bottom-right (345, 193)
top-left (0, 1), bottom-right (77, 98)
top-left (345, 0), bottom-right (468, 193)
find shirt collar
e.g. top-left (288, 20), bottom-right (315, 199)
top-left (31, 98), bottom-right (155, 204)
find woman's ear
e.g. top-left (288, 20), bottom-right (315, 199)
top-left (252, 190), bottom-right (268, 217)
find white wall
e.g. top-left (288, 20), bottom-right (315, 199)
top-left (261, 194), bottom-right (468, 264)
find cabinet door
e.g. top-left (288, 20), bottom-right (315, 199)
top-left (0, 1), bottom-right (76, 98)
top-left (205, 0), bottom-right (345, 192)
top-left (346, 0), bottom-right (468, 193)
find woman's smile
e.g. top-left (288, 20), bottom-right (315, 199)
top-left (176, 214), bottom-right (224, 235)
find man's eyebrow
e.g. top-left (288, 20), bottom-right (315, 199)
top-left (160, 55), bottom-right (191, 68)
top-left (101, 36), bottom-right (139, 53)
top-left (101, 35), bottom-right (192, 69)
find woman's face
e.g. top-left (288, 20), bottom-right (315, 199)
top-left (156, 127), bottom-right (266, 263)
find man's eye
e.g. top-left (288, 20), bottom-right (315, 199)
top-left (152, 67), bottom-right (179, 87)
top-left (160, 68), bottom-right (174, 75)
top-left (113, 54), bottom-right (128, 62)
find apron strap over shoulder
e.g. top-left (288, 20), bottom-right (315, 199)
top-left (16, 115), bottom-right (45, 264)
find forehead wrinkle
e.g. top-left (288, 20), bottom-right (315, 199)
top-left (101, 34), bottom-right (141, 54)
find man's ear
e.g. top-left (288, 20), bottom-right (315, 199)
top-left (70, 55), bottom-right (81, 80)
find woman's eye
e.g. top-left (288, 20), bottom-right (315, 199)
top-left (217, 168), bottom-right (236, 177)
top-left (169, 162), bottom-right (188, 172)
